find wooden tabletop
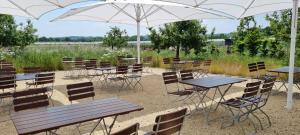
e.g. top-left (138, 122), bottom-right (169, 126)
top-left (179, 76), bottom-right (247, 89)
top-left (268, 66), bottom-right (300, 74)
top-left (11, 98), bottom-right (143, 135)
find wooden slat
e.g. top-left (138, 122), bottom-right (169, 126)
top-left (69, 93), bottom-right (95, 101)
top-left (67, 82), bottom-right (92, 89)
top-left (12, 88), bottom-right (47, 97)
top-left (13, 95), bottom-right (48, 105)
top-left (14, 101), bottom-right (49, 112)
top-left (67, 87), bottom-right (94, 95)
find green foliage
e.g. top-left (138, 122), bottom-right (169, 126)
top-left (0, 15), bottom-right (37, 48)
top-left (148, 27), bottom-right (162, 53)
top-left (149, 20), bottom-right (207, 57)
top-left (233, 16), bottom-right (263, 56)
top-left (103, 27), bottom-right (128, 50)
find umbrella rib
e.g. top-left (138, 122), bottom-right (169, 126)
top-left (111, 3), bottom-right (137, 21)
top-left (44, 0), bottom-right (63, 8)
top-left (108, 4), bottom-right (130, 22)
top-left (140, 5), bottom-right (162, 21)
top-left (141, 5), bottom-right (150, 27)
top-left (238, 0), bottom-right (256, 18)
top-left (7, 0), bottom-right (37, 19)
top-left (156, 5), bottom-right (183, 21)
top-left (140, 5), bottom-right (156, 19)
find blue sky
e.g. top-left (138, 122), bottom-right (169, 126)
top-left (14, 2), bottom-right (270, 37)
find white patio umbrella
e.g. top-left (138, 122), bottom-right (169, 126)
top-left (158, 0), bottom-right (299, 110)
top-left (0, 0), bottom-right (95, 19)
top-left (53, 0), bottom-right (231, 63)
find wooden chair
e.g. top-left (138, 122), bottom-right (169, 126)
top-left (111, 123), bottom-right (139, 135)
top-left (145, 108), bottom-right (188, 135)
top-left (162, 72), bottom-right (194, 112)
top-left (143, 56), bottom-right (152, 72)
top-left (220, 81), bottom-right (262, 134)
top-left (201, 60), bottom-right (212, 77)
top-left (0, 60), bottom-right (13, 69)
top-left (108, 66), bottom-right (129, 90)
top-left (73, 57), bottom-right (85, 77)
top-left (248, 63), bottom-right (258, 79)
top-left (66, 82), bottom-right (95, 104)
top-left (0, 75), bottom-right (16, 107)
top-left (99, 61), bottom-right (112, 68)
top-left (0, 67), bottom-right (16, 76)
top-left (62, 57), bottom-right (73, 76)
top-left (127, 64), bottom-right (143, 90)
top-left (192, 60), bottom-right (203, 78)
top-left (84, 61), bottom-right (98, 82)
top-left (12, 87), bottom-right (49, 112)
top-left (163, 58), bottom-right (174, 71)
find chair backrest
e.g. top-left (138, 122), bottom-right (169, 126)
top-left (0, 60), bottom-right (13, 69)
top-left (203, 60), bottom-right (212, 67)
top-left (12, 87), bottom-right (49, 112)
top-left (0, 67), bottom-right (16, 76)
top-left (35, 73), bottom-right (55, 86)
top-left (162, 72), bottom-right (178, 85)
top-left (132, 64), bottom-right (143, 73)
top-left (111, 123), bottom-right (139, 135)
top-left (179, 70), bottom-right (194, 80)
top-left (0, 75), bottom-right (16, 90)
top-left (116, 66), bottom-right (128, 75)
top-left (85, 61), bottom-right (97, 70)
top-left (242, 81), bottom-right (261, 98)
top-left (66, 82), bottom-right (95, 103)
top-left (173, 57), bottom-right (180, 63)
top-left (257, 61), bottom-right (266, 70)
top-left (143, 56), bottom-right (152, 63)
top-left (23, 67), bottom-right (41, 74)
top-left (260, 77), bottom-right (276, 94)
top-left (62, 57), bottom-right (72, 62)
top-left (151, 108), bottom-right (187, 135)
top-left (248, 63), bottom-right (258, 73)
top-left (163, 58), bottom-right (171, 65)
top-left (193, 60), bottom-right (202, 67)
top-left (99, 61), bottom-right (111, 68)
top-left (74, 57), bottom-right (84, 67)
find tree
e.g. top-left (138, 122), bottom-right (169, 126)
top-left (0, 15), bottom-right (37, 48)
top-left (103, 27), bottom-right (128, 50)
top-left (233, 16), bottom-right (263, 56)
top-left (153, 20), bottom-right (207, 57)
top-left (149, 28), bottom-right (162, 53)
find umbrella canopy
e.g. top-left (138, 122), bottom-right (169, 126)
top-left (0, 0), bottom-right (93, 19)
top-left (53, 0), bottom-right (230, 63)
top-left (157, 0), bottom-right (300, 19)
top-left (158, 0), bottom-right (299, 110)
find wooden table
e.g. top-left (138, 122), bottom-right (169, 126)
top-left (11, 98), bottom-right (143, 135)
top-left (268, 66), bottom-right (300, 91)
top-left (179, 76), bottom-right (247, 123)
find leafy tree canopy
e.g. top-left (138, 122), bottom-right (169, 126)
top-left (0, 14), bottom-right (37, 49)
top-left (103, 26), bottom-right (128, 50)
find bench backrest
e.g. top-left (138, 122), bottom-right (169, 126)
top-left (151, 108), bottom-right (187, 135)
top-left (66, 82), bottom-right (95, 103)
top-left (12, 87), bottom-right (49, 112)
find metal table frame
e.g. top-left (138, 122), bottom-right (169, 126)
top-left (179, 76), bottom-right (247, 124)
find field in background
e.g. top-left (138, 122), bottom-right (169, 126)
top-left (3, 44), bottom-right (287, 76)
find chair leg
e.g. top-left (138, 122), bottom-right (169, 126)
top-left (258, 108), bottom-right (272, 128)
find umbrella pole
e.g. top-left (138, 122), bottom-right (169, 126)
top-left (137, 21), bottom-right (141, 64)
top-left (287, 0), bottom-right (298, 110)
